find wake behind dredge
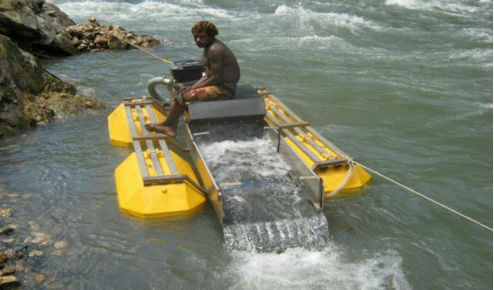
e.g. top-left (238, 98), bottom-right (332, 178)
top-left (108, 60), bottom-right (371, 252)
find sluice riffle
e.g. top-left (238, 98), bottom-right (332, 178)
top-left (194, 123), bottom-right (330, 252)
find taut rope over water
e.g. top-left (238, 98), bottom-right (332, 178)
top-left (352, 161), bottom-right (493, 233)
top-left (92, 21), bottom-right (173, 64)
top-left (120, 37), bottom-right (173, 64)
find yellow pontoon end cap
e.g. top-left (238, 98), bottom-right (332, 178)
top-left (319, 163), bottom-right (372, 197)
top-left (108, 104), bottom-right (132, 147)
top-left (114, 152), bottom-right (206, 218)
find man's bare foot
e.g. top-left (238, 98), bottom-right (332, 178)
top-left (144, 124), bottom-right (176, 137)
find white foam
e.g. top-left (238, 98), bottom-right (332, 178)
top-left (285, 35), bottom-right (348, 49)
top-left (385, 0), bottom-right (426, 9)
top-left (385, 0), bottom-right (480, 15)
top-left (228, 243), bottom-right (412, 290)
top-left (230, 35), bottom-right (350, 52)
top-left (273, 4), bottom-right (381, 33)
top-left (474, 102), bottom-right (493, 109)
top-left (53, 0), bottom-right (232, 22)
top-left (446, 48), bottom-right (493, 67)
top-left (199, 136), bottom-right (291, 181)
top-left (456, 28), bottom-right (493, 44)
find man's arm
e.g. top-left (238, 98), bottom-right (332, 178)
top-left (189, 46), bottom-right (223, 90)
top-left (188, 74), bottom-right (208, 89)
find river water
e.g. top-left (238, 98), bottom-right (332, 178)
top-left (0, 0), bottom-right (492, 289)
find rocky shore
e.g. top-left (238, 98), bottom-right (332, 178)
top-left (0, 0), bottom-right (99, 137)
top-left (0, 34), bottom-right (104, 137)
top-left (0, 0), bottom-right (163, 137)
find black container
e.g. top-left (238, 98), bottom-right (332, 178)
top-left (169, 60), bottom-right (204, 83)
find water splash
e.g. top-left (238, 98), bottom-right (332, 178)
top-left (194, 123), bottom-right (329, 252)
top-left (227, 243), bottom-right (412, 290)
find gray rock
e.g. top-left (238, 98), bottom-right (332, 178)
top-left (0, 227), bottom-right (15, 236)
top-left (53, 241), bottom-right (67, 249)
top-left (0, 0), bottom-right (78, 57)
top-left (0, 252), bottom-right (7, 264)
top-left (0, 275), bottom-right (19, 288)
top-left (28, 250), bottom-right (43, 257)
top-left (0, 34), bottom-right (103, 136)
top-left (64, 18), bottom-right (163, 53)
top-left (0, 266), bottom-right (16, 276)
top-left (107, 29), bottom-right (129, 50)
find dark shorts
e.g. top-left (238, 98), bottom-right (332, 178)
top-left (176, 85), bottom-right (233, 106)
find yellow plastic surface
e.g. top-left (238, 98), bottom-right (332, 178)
top-left (114, 150), bottom-right (206, 218)
top-left (261, 92), bottom-right (372, 198)
top-left (108, 103), bottom-right (132, 147)
top-left (110, 99), bottom-right (206, 218)
top-left (108, 102), bottom-right (167, 147)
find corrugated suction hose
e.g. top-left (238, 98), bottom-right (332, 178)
top-left (147, 77), bottom-right (172, 104)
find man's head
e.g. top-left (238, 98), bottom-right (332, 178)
top-left (191, 21), bottom-right (218, 48)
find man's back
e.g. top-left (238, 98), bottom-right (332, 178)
top-left (203, 39), bottom-right (240, 93)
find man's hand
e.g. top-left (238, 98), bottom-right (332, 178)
top-left (173, 84), bottom-right (190, 93)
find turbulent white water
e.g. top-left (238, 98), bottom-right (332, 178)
top-left (228, 244), bottom-right (412, 290)
top-left (193, 123), bottom-right (329, 252)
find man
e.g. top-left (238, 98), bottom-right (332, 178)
top-left (145, 21), bottom-right (240, 137)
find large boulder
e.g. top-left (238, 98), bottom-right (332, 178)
top-left (0, 0), bottom-right (78, 57)
top-left (0, 35), bottom-right (103, 136)
top-left (65, 18), bottom-right (163, 52)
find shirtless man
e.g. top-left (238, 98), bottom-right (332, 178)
top-left (145, 21), bottom-right (240, 137)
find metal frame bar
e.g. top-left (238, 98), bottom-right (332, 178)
top-left (132, 140), bottom-right (149, 179)
top-left (265, 128), bottom-right (324, 211)
top-left (124, 105), bottom-right (138, 137)
top-left (185, 123), bottom-right (224, 224)
top-left (265, 114), bottom-right (320, 162)
top-left (265, 94), bottom-right (351, 159)
top-left (311, 158), bottom-right (351, 171)
top-left (134, 105), bottom-right (164, 176)
top-left (143, 104), bottom-right (179, 175)
top-left (123, 100), bottom-right (181, 178)
top-left (268, 105), bottom-right (329, 158)
top-left (275, 122), bottom-right (310, 152)
top-left (185, 124), bottom-right (220, 194)
top-left (143, 174), bottom-right (207, 196)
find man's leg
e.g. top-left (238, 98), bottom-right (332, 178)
top-left (145, 90), bottom-right (185, 137)
top-left (145, 85), bottom-right (231, 137)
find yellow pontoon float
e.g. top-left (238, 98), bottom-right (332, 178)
top-left (108, 60), bottom-right (371, 251)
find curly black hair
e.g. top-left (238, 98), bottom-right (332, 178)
top-left (191, 21), bottom-right (219, 36)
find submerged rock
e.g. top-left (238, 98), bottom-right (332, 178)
top-left (53, 241), bottom-right (67, 250)
top-left (0, 275), bottom-right (20, 288)
top-left (0, 266), bottom-right (16, 276)
top-left (0, 209), bottom-right (13, 218)
top-left (0, 227), bottom-right (15, 236)
top-left (0, 252), bottom-right (7, 264)
top-left (28, 250), bottom-right (43, 258)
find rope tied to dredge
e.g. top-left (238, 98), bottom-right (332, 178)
top-left (350, 160), bottom-right (493, 232)
top-left (327, 160), bottom-right (355, 197)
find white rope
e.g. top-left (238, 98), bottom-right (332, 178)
top-left (352, 161), bottom-right (493, 232)
top-left (92, 22), bottom-right (173, 64)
